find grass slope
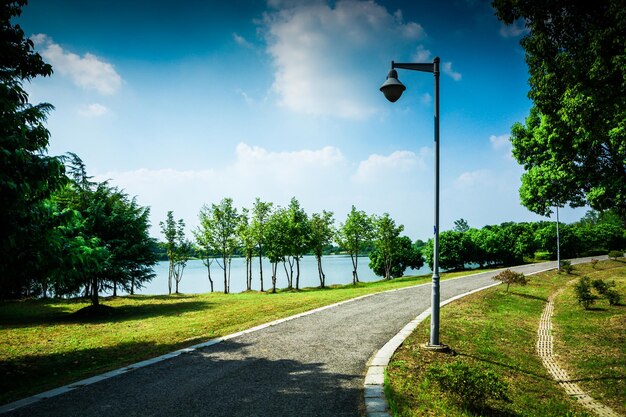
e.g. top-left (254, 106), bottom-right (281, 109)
top-left (385, 259), bottom-right (625, 417)
top-left (0, 268), bottom-right (490, 405)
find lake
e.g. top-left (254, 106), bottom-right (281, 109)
top-left (133, 255), bottom-right (431, 295)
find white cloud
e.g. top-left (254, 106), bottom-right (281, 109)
top-left (412, 44), bottom-right (432, 62)
top-left (96, 143), bottom-right (436, 239)
top-left (262, 0), bottom-right (425, 119)
top-left (233, 32), bottom-right (253, 48)
top-left (352, 149), bottom-right (428, 183)
top-left (489, 134), bottom-right (514, 159)
top-left (31, 34), bottom-right (122, 95)
top-left (442, 61), bottom-right (462, 81)
top-left (78, 103), bottom-right (109, 117)
top-left (499, 20), bottom-right (529, 38)
top-left (454, 169), bottom-right (491, 187)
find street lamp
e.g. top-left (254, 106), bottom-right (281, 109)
top-left (380, 57), bottom-right (445, 349)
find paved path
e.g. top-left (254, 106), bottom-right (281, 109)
top-left (3, 259), bottom-right (596, 417)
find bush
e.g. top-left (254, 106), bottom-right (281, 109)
top-left (574, 276), bottom-right (596, 309)
top-left (608, 250), bottom-right (624, 260)
top-left (492, 269), bottom-right (527, 292)
top-left (426, 361), bottom-right (510, 409)
top-left (560, 260), bottom-right (573, 274)
top-left (590, 258), bottom-right (599, 269)
top-left (591, 279), bottom-right (621, 305)
top-left (605, 288), bottom-right (621, 306)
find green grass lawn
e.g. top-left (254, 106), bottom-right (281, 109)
top-left (385, 259), bottom-right (626, 417)
top-left (0, 268), bottom-right (493, 405)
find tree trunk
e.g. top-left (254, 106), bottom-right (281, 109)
top-left (207, 259), bottom-right (214, 292)
top-left (258, 244), bottom-right (264, 292)
top-left (130, 276), bottom-right (135, 295)
top-left (113, 280), bottom-right (117, 297)
top-left (91, 275), bottom-right (99, 306)
top-left (350, 253), bottom-right (358, 284)
top-left (295, 258), bottom-right (300, 290)
top-left (283, 260), bottom-right (291, 289)
top-left (222, 254), bottom-right (228, 294)
top-left (271, 262), bottom-right (277, 293)
top-left (227, 257), bottom-right (232, 294)
top-left (168, 261), bottom-right (173, 295)
top-left (317, 255), bottom-right (325, 288)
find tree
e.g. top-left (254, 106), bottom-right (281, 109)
top-left (160, 211), bottom-right (190, 295)
top-left (251, 198), bottom-right (273, 292)
top-left (338, 206), bottom-right (373, 284)
top-left (494, 0), bottom-right (626, 223)
top-left (265, 206), bottom-right (290, 293)
top-left (371, 214), bottom-right (404, 280)
top-left (197, 198), bottom-right (239, 294)
top-left (492, 269), bottom-right (528, 292)
top-left (238, 208), bottom-right (256, 291)
top-left (453, 218), bottom-right (470, 233)
top-left (0, 0), bottom-right (66, 298)
top-left (309, 210), bottom-right (335, 287)
top-left (285, 197), bottom-right (310, 290)
top-left (369, 236), bottom-right (424, 279)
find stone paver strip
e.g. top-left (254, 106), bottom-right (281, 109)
top-left (537, 287), bottom-right (621, 417)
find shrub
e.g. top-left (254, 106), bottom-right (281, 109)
top-left (608, 250), bottom-right (624, 260)
top-left (426, 361), bottom-right (510, 409)
top-left (591, 278), bottom-right (610, 294)
top-left (492, 269), bottom-right (527, 292)
top-left (590, 258), bottom-right (599, 269)
top-left (605, 288), bottom-right (621, 306)
top-left (574, 276), bottom-right (596, 309)
top-left (560, 260), bottom-right (573, 274)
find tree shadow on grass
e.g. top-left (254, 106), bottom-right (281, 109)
top-left (2, 339), bottom-right (362, 417)
top-left (508, 292), bottom-right (548, 302)
top-left (0, 299), bottom-right (215, 328)
top-left (452, 349), bottom-right (552, 381)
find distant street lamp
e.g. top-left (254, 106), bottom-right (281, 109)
top-left (380, 57), bottom-right (446, 349)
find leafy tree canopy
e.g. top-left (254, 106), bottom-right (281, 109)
top-left (494, 0), bottom-right (626, 222)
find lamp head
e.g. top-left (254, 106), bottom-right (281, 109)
top-left (380, 68), bottom-right (406, 102)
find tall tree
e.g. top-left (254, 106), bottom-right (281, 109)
top-left (251, 198), bottom-right (273, 292)
top-left (371, 214), bottom-right (404, 280)
top-left (0, 0), bottom-right (66, 298)
top-left (238, 208), bottom-right (256, 291)
top-left (197, 198), bottom-right (239, 294)
top-left (160, 212), bottom-right (190, 295)
top-left (309, 210), bottom-right (335, 288)
top-left (494, 0), bottom-right (626, 223)
top-left (369, 236), bottom-right (424, 279)
top-left (285, 197), bottom-right (310, 290)
top-left (338, 206), bottom-right (373, 284)
top-left (265, 206), bottom-right (289, 293)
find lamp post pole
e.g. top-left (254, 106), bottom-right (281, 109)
top-left (556, 205), bottom-right (561, 271)
top-left (380, 57), bottom-right (444, 348)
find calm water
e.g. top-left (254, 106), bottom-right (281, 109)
top-left (132, 255), bottom-right (431, 295)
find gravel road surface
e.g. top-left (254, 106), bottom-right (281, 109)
top-left (5, 259), bottom-right (597, 417)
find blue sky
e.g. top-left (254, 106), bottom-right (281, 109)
top-left (18, 0), bottom-right (587, 240)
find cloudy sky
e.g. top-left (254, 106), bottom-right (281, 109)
top-left (18, 0), bottom-right (587, 240)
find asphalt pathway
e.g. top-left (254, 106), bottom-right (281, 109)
top-left (4, 259), bottom-right (596, 417)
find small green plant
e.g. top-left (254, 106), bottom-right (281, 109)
top-left (574, 276), bottom-right (596, 309)
top-left (560, 260), bottom-right (574, 274)
top-left (590, 258), bottom-right (599, 269)
top-left (605, 288), bottom-right (621, 305)
top-left (426, 361), bottom-right (510, 409)
top-left (592, 279), bottom-right (621, 306)
top-left (608, 250), bottom-right (624, 260)
top-left (492, 269), bottom-right (528, 292)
